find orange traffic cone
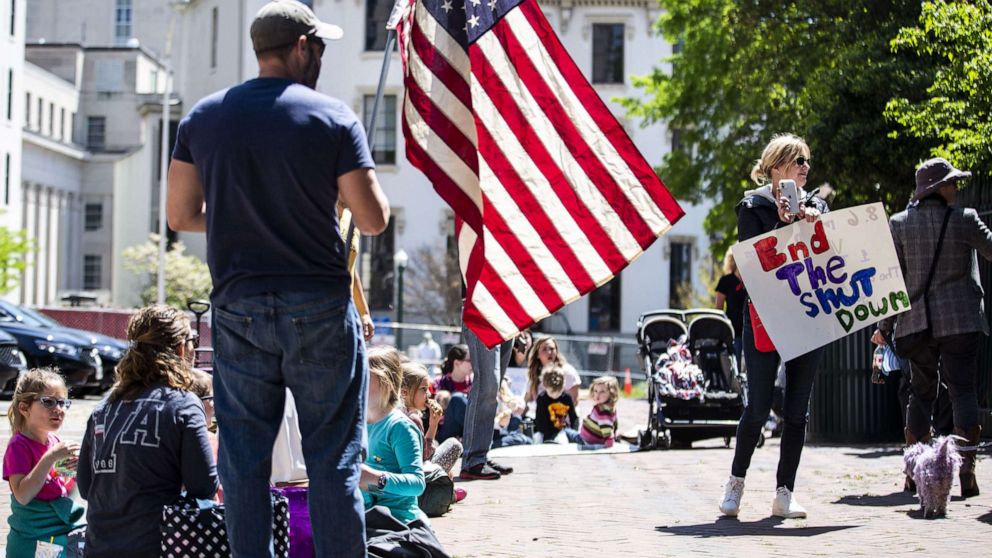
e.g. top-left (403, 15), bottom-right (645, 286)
top-left (623, 367), bottom-right (632, 396)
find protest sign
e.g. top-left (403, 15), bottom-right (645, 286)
top-left (731, 202), bottom-right (910, 361)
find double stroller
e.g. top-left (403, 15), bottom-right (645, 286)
top-left (635, 309), bottom-right (758, 450)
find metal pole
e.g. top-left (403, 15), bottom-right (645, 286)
top-left (156, 67), bottom-right (171, 305)
top-left (396, 264), bottom-right (405, 351)
top-left (344, 30), bottom-right (396, 255)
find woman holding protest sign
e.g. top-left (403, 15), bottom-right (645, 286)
top-left (718, 134), bottom-right (829, 519)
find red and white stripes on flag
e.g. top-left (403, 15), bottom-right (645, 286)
top-left (393, 0), bottom-right (684, 347)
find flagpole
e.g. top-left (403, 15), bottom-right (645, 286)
top-left (344, 29), bottom-right (396, 257)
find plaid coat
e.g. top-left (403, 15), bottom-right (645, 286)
top-left (881, 198), bottom-right (992, 338)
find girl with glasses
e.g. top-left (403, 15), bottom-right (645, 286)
top-left (3, 368), bottom-right (85, 556)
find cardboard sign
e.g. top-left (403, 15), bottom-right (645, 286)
top-left (731, 202), bottom-right (910, 361)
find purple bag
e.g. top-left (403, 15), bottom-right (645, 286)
top-left (272, 486), bottom-right (313, 558)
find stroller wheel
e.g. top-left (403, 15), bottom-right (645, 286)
top-left (638, 429), bottom-right (655, 450)
top-left (658, 431), bottom-right (671, 450)
top-left (756, 432), bottom-right (766, 448)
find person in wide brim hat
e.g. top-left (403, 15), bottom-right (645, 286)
top-left (913, 157), bottom-right (972, 201)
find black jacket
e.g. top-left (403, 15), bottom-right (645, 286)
top-left (736, 186), bottom-right (830, 242)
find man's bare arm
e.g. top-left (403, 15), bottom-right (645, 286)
top-left (167, 160), bottom-right (207, 232)
top-left (338, 168), bottom-right (389, 235)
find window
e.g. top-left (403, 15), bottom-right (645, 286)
top-left (59, 107), bottom-right (65, 140)
top-left (83, 255), bottom-right (102, 290)
top-left (5, 69), bottom-right (11, 121)
top-left (84, 203), bottom-right (103, 231)
top-left (114, 0), bottom-right (133, 45)
top-left (86, 116), bottom-right (106, 149)
top-left (362, 217), bottom-right (396, 311)
top-left (210, 7), bottom-right (218, 69)
top-left (365, 0), bottom-right (393, 51)
top-left (47, 103), bottom-right (54, 136)
top-left (671, 128), bottom-right (683, 153)
top-left (3, 153), bottom-right (9, 205)
top-left (362, 94), bottom-right (396, 165)
top-left (9, 0), bottom-right (15, 36)
top-left (669, 241), bottom-right (693, 308)
top-left (592, 24), bottom-right (625, 84)
top-left (23, 92), bottom-right (28, 127)
top-left (588, 275), bottom-right (622, 332)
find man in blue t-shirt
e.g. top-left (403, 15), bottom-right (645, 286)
top-left (167, 1), bottom-right (389, 555)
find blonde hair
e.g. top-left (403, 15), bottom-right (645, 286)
top-left (8, 368), bottom-right (68, 433)
top-left (400, 361), bottom-right (429, 409)
top-left (111, 305), bottom-right (194, 401)
top-left (527, 337), bottom-right (566, 400)
top-left (541, 365), bottom-right (565, 392)
top-left (723, 249), bottom-right (737, 275)
top-left (749, 133), bottom-right (810, 186)
top-left (188, 368), bottom-right (213, 399)
top-left (589, 375), bottom-right (620, 406)
top-left (368, 346), bottom-right (403, 411)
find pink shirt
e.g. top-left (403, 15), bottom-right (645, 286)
top-left (3, 432), bottom-right (72, 501)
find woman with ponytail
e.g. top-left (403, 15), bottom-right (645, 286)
top-left (77, 305), bottom-right (218, 557)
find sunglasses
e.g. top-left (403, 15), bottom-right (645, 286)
top-left (37, 396), bottom-right (72, 410)
top-left (308, 36), bottom-right (326, 57)
top-left (794, 156), bottom-right (811, 167)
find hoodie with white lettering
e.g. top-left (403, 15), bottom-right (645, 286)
top-left (77, 384), bottom-right (218, 557)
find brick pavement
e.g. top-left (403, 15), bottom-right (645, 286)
top-left (3, 398), bottom-right (990, 557)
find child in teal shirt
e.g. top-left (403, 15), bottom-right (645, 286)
top-left (360, 347), bottom-right (427, 524)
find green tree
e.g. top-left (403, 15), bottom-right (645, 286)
top-left (0, 224), bottom-right (32, 294)
top-left (885, 0), bottom-right (992, 171)
top-left (122, 235), bottom-right (212, 308)
top-left (622, 0), bottom-right (933, 256)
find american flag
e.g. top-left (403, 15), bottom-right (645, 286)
top-left (393, 0), bottom-right (684, 347)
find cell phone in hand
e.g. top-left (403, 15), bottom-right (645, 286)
top-left (780, 179), bottom-right (800, 216)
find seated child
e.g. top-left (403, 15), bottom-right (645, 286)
top-left (579, 376), bottom-right (620, 448)
top-left (401, 362), bottom-right (464, 475)
top-left (3, 369), bottom-right (85, 557)
top-left (360, 347), bottom-right (428, 524)
top-left (533, 366), bottom-right (580, 444)
top-left (493, 379), bottom-right (531, 448)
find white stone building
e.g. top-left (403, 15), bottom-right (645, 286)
top-left (0, 0), bottom-right (25, 233)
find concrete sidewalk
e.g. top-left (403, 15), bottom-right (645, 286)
top-left (3, 398), bottom-right (989, 557)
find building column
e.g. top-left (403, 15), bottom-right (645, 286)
top-left (20, 184), bottom-right (36, 305)
top-left (46, 189), bottom-right (62, 305)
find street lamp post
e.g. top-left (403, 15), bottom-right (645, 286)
top-left (394, 249), bottom-right (409, 352)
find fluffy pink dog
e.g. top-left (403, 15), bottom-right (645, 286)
top-left (904, 436), bottom-right (962, 518)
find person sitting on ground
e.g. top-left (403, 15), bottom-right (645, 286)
top-left (432, 344), bottom-right (473, 395)
top-left (3, 369), bottom-right (84, 557)
top-left (579, 376), bottom-right (620, 449)
top-left (533, 367), bottom-right (580, 444)
top-left (433, 344), bottom-right (473, 443)
top-left (493, 378), bottom-right (532, 448)
top-left (77, 305), bottom-right (218, 557)
top-left (360, 347), bottom-right (428, 524)
top-left (401, 362), bottom-right (464, 477)
top-left (188, 368), bottom-right (221, 502)
top-left (525, 337), bottom-right (581, 412)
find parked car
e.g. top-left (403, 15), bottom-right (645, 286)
top-left (0, 301), bottom-right (126, 393)
top-left (0, 320), bottom-right (103, 395)
top-left (0, 328), bottom-right (28, 398)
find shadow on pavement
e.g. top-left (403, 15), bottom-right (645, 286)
top-left (977, 511), bottom-right (992, 525)
top-left (654, 517), bottom-right (857, 538)
top-left (843, 448), bottom-right (902, 459)
top-left (833, 491), bottom-right (916, 507)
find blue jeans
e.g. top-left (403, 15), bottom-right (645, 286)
top-left (213, 292), bottom-right (367, 558)
top-left (461, 327), bottom-right (513, 470)
top-left (436, 392), bottom-right (467, 443)
top-left (731, 311), bottom-right (822, 491)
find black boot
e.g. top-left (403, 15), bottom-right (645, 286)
top-left (955, 425), bottom-right (981, 498)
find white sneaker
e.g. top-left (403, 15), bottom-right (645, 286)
top-left (719, 475), bottom-right (745, 516)
top-left (771, 486), bottom-right (807, 518)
